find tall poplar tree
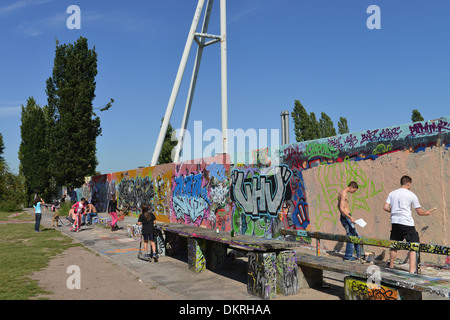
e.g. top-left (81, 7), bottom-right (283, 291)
top-left (308, 112), bottom-right (321, 140)
top-left (291, 100), bottom-right (310, 142)
top-left (319, 112), bottom-right (337, 138)
top-left (19, 97), bottom-right (53, 202)
top-left (46, 37), bottom-right (102, 188)
top-left (292, 100), bottom-right (345, 142)
top-left (337, 117), bottom-right (349, 134)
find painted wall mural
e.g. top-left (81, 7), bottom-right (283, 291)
top-left (73, 116), bottom-right (449, 261)
top-left (171, 154), bottom-right (232, 231)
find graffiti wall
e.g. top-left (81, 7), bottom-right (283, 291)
top-left (171, 154), bottom-right (232, 231)
top-left (76, 163), bottom-right (173, 223)
top-left (74, 116), bottom-right (449, 263)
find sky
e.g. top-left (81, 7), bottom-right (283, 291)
top-left (0, 0), bottom-right (449, 175)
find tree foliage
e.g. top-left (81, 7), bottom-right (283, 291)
top-left (291, 100), bottom-right (310, 142)
top-left (157, 119), bottom-right (178, 165)
top-left (337, 117), bottom-right (349, 134)
top-left (0, 132), bottom-right (26, 211)
top-left (319, 112), bottom-right (336, 138)
top-left (45, 36), bottom-right (102, 188)
top-left (291, 100), bottom-right (345, 142)
top-left (411, 109), bottom-right (424, 122)
top-left (19, 97), bottom-right (54, 203)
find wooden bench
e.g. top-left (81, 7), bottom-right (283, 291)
top-left (154, 222), bottom-right (302, 299)
top-left (282, 228), bottom-right (450, 300)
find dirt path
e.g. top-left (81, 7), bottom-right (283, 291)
top-left (30, 246), bottom-right (173, 300)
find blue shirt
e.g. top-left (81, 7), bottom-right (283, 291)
top-left (34, 202), bottom-right (42, 213)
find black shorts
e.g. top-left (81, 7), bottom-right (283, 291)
top-left (143, 234), bottom-right (154, 241)
top-left (390, 224), bottom-right (419, 243)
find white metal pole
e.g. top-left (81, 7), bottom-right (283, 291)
top-left (220, 0), bottom-right (228, 155)
top-left (151, 0), bottom-right (206, 166)
top-left (174, 0), bottom-right (214, 163)
top-left (281, 111), bottom-right (285, 145)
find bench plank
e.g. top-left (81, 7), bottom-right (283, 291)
top-left (155, 222), bottom-right (301, 252)
top-left (296, 252), bottom-right (450, 298)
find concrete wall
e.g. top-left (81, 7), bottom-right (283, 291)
top-left (74, 116), bottom-right (450, 264)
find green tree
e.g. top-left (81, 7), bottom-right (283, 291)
top-left (319, 112), bottom-right (336, 138)
top-left (307, 112), bottom-right (321, 140)
top-left (0, 133), bottom-right (26, 211)
top-left (337, 117), bottom-right (349, 134)
top-left (291, 100), bottom-right (310, 142)
top-left (411, 109), bottom-right (424, 122)
top-left (157, 119), bottom-right (178, 165)
top-left (292, 100), bottom-right (347, 142)
top-left (19, 97), bottom-right (54, 203)
top-left (45, 37), bottom-right (104, 188)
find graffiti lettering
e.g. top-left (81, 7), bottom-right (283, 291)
top-left (304, 141), bottom-right (339, 160)
top-left (117, 176), bottom-right (155, 211)
top-left (172, 172), bottom-right (210, 224)
top-left (207, 163), bottom-right (226, 182)
top-left (408, 120), bottom-right (450, 137)
top-left (390, 241), bottom-right (450, 255)
top-left (231, 165), bottom-right (292, 218)
top-left (372, 143), bottom-right (392, 155)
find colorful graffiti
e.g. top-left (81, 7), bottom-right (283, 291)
top-left (72, 116), bottom-right (449, 250)
top-left (170, 155), bottom-right (232, 230)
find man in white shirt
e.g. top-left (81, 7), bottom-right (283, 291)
top-left (383, 175), bottom-right (432, 273)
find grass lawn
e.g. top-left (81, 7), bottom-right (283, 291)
top-left (0, 211), bottom-right (81, 300)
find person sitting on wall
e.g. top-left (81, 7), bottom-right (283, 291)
top-left (83, 201), bottom-right (98, 225)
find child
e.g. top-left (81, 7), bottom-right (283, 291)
top-left (33, 197), bottom-right (45, 232)
top-left (71, 198), bottom-right (86, 232)
top-left (137, 205), bottom-right (158, 262)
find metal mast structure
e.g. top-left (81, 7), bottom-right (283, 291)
top-left (150, 0), bottom-right (228, 166)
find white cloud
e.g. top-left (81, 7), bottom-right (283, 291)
top-left (0, 0), bottom-right (53, 16)
top-left (14, 11), bottom-right (66, 36)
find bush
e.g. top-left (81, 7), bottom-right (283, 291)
top-left (58, 202), bottom-right (71, 217)
top-left (0, 200), bottom-right (23, 212)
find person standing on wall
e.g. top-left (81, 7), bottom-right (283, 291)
top-left (33, 197), bottom-right (45, 232)
top-left (338, 181), bottom-right (360, 261)
top-left (108, 194), bottom-right (122, 231)
top-left (383, 175), bottom-right (433, 273)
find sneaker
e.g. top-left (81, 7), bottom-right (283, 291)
top-left (153, 255), bottom-right (159, 262)
top-left (344, 257), bottom-right (357, 262)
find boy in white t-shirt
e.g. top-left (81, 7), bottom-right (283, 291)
top-left (383, 175), bottom-right (432, 273)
